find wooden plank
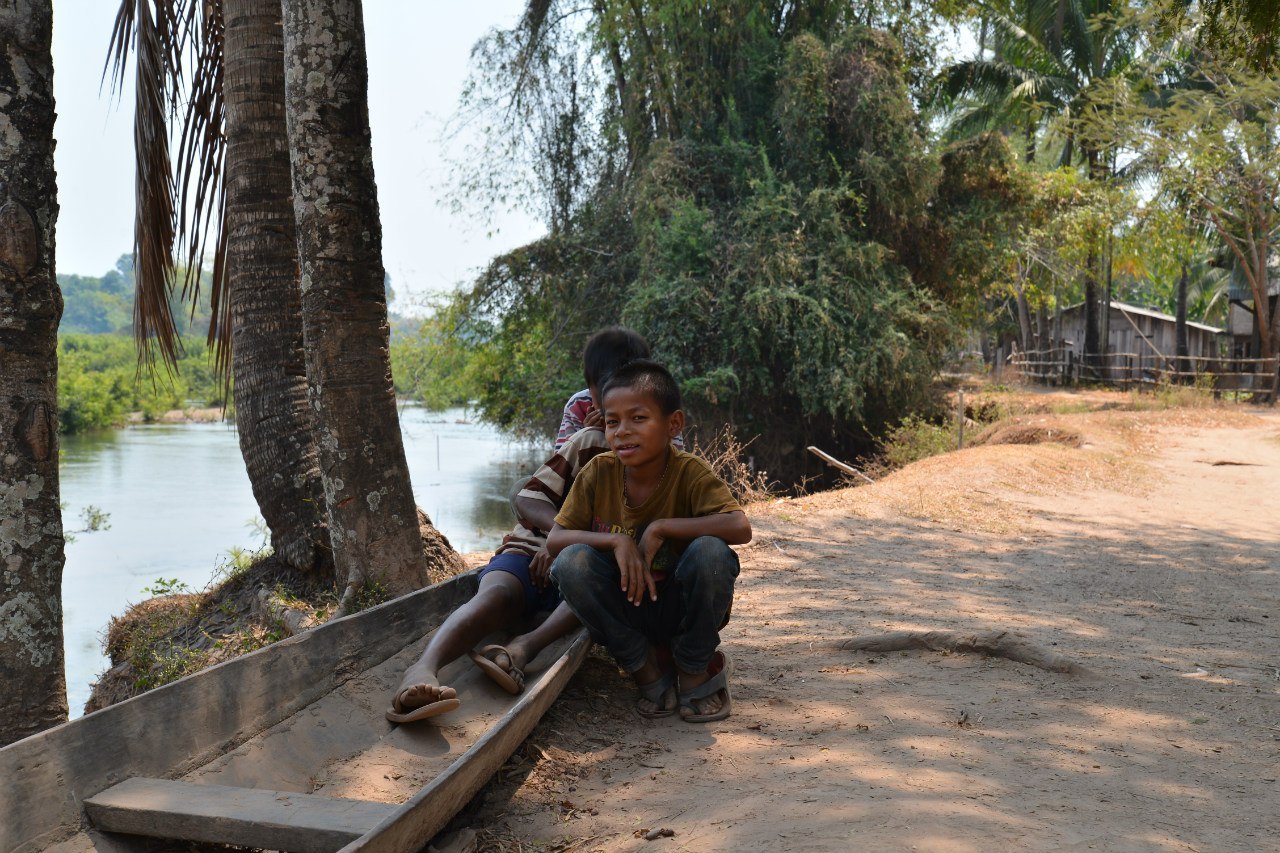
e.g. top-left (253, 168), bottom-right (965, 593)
top-left (0, 572), bottom-right (478, 853)
top-left (338, 629), bottom-right (593, 853)
top-left (85, 778), bottom-right (396, 853)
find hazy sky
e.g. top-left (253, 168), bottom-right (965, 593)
top-left (50, 1), bottom-right (544, 311)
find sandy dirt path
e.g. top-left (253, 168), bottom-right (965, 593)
top-left (449, 405), bottom-right (1280, 853)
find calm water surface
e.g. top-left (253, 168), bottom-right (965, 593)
top-left (59, 406), bottom-right (544, 717)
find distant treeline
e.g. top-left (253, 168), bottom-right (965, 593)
top-left (58, 255), bottom-right (215, 337)
top-left (58, 334), bottom-right (225, 434)
top-left (58, 257), bottom-right (476, 433)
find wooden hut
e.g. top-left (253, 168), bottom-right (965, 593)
top-left (1056, 300), bottom-right (1224, 365)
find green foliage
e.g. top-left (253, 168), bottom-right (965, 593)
top-left (57, 333), bottom-right (225, 433)
top-left (389, 304), bottom-right (485, 411)
top-left (141, 577), bottom-right (192, 597)
top-left (447, 7), bottom-right (961, 482)
top-left (877, 414), bottom-right (954, 469)
top-left (78, 505), bottom-right (111, 533)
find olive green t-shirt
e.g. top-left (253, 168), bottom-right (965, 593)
top-left (554, 449), bottom-right (742, 579)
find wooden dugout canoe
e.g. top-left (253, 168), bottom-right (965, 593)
top-left (0, 571), bottom-right (592, 853)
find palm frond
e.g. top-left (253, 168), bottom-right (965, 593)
top-left (106, 0), bottom-right (228, 376)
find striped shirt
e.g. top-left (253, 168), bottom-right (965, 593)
top-left (497, 425), bottom-right (611, 558)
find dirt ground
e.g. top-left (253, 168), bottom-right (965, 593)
top-left (444, 396), bottom-right (1280, 853)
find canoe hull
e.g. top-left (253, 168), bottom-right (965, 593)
top-left (0, 571), bottom-right (589, 853)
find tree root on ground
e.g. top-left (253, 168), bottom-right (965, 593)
top-left (838, 630), bottom-right (1089, 676)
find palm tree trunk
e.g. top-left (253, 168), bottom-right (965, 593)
top-left (223, 0), bottom-right (331, 576)
top-left (282, 0), bottom-right (430, 597)
top-left (0, 0), bottom-right (69, 743)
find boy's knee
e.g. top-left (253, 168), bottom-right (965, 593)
top-left (550, 543), bottom-right (599, 586)
top-left (684, 536), bottom-right (738, 566)
top-left (677, 537), bottom-right (740, 584)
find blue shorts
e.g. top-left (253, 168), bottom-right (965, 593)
top-left (478, 551), bottom-right (561, 616)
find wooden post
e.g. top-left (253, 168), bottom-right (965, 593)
top-left (957, 390), bottom-right (966, 450)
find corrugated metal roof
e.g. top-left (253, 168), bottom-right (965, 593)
top-left (1059, 300), bottom-right (1224, 334)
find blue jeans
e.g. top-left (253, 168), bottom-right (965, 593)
top-left (550, 536), bottom-right (739, 675)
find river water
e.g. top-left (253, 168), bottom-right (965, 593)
top-left (58, 406), bottom-right (544, 717)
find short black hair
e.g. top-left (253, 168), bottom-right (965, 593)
top-left (600, 359), bottom-right (682, 416)
top-left (583, 326), bottom-right (651, 389)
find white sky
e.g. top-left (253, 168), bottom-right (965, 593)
top-left (50, 0), bottom-right (545, 312)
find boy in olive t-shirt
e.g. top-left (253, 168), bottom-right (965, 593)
top-left (548, 360), bottom-right (752, 723)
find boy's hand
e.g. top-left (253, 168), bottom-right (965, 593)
top-left (583, 405), bottom-right (604, 430)
top-left (638, 521), bottom-right (666, 572)
top-left (611, 534), bottom-right (657, 605)
top-left (529, 547), bottom-right (552, 588)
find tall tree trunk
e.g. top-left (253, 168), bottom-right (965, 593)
top-left (1036, 303), bottom-right (1050, 351)
top-left (282, 0), bottom-right (430, 598)
top-left (1082, 148), bottom-right (1105, 375)
top-left (224, 0), bottom-right (331, 576)
top-left (0, 0), bottom-right (68, 743)
top-left (1264, 238), bottom-right (1280, 360)
top-left (1083, 245), bottom-right (1101, 377)
top-left (1101, 232), bottom-right (1113, 370)
top-left (1175, 259), bottom-right (1190, 379)
top-left (1015, 286), bottom-right (1034, 353)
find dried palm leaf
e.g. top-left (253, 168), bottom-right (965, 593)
top-left (106, 0), bottom-right (229, 379)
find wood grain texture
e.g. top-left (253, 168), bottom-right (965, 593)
top-left (0, 572), bottom-right (477, 853)
top-left (339, 629), bottom-right (593, 853)
top-left (85, 778), bottom-right (396, 853)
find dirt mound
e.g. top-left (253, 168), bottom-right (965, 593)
top-left (87, 516), bottom-right (470, 715)
top-left (971, 420), bottom-right (1083, 448)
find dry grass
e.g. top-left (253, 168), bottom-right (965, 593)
top-left (687, 424), bottom-right (776, 505)
top-left (747, 406), bottom-right (1259, 535)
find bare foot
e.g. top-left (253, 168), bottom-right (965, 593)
top-left (391, 658), bottom-right (457, 713)
top-left (486, 642), bottom-right (529, 677)
top-left (677, 669), bottom-right (723, 717)
top-left (633, 654), bottom-right (676, 718)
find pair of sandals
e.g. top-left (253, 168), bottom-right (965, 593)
top-left (637, 649), bottom-right (732, 723)
top-left (385, 645), bottom-right (524, 724)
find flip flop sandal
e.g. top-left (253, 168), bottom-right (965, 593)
top-left (385, 688), bottom-right (461, 724)
top-left (678, 650), bottom-right (732, 723)
top-left (469, 645), bottom-right (525, 695)
top-left (636, 670), bottom-right (678, 719)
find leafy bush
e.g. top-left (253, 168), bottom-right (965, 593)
top-left (445, 15), bottom-right (957, 485)
top-left (57, 334), bottom-right (224, 433)
top-left (877, 415), bottom-right (955, 470)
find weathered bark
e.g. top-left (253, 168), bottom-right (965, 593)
top-left (0, 0), bottom-right (68, 744)
top-left (282, 0), bottom-right (430, 597)
top-left (223, 0), bottom-right (330, 576)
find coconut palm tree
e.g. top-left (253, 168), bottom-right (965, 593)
top-left (222, 0), bottom-right (330, 573)
top-left (934, 0), bottom-right (1140, 364)
top-left (108, 0), bottom-right (331, 576)
top-left (282, 0), bottom-right (431, 602)
top-left (0, 0), bottom-right (69, 745)
top-left (111, 1), bottom-right (447, 595)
